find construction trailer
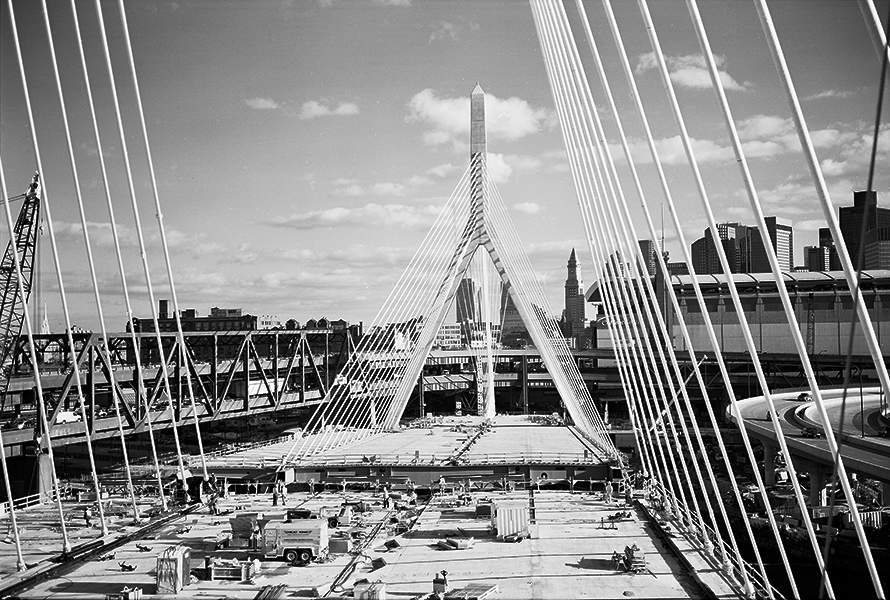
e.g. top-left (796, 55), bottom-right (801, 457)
top-left (262, 519), bottom-right (328, 563)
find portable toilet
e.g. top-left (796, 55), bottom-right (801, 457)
top-left (156, 545), bottom-right (191, 594)
top-left (491, 500), bottom-right (529, 539)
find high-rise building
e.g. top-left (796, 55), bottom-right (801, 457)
top-left (638, 239), bottom-right (657, 277)
top-left (864, 226), bottom-right (890, 269)
top-left (691, 218), bottom-right (793, 274)
top-left (456, 277), bottom-right (477, 345)
top-left (691, 228), bottom-right (737, 274)
top-left (564, 249), bottom-right (586, 345)
top-left (499, 282), bottom-right (529, 347)
top-left (456, 278), bottom-right (476, 323)
top-left (839, 190), bottom-right (890, 265)
top-left (748, 216), bottom-right (793, 272)
top-left (804, 245), bottom-right (831, 271)
top-left (818, 227), bottom-right (841, 270)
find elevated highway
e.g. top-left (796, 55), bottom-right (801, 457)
top-left (729, 389), bottom-right (890, 499)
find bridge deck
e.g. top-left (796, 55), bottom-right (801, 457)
top-left (211, 415), bottom-right (611, 469)
top-left (3, 488), bottom-right (709, 599)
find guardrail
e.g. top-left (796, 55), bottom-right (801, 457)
top-left (275, 451), bottom-right (604, 468)
top-left (0, 484), bottom-right (73, 517)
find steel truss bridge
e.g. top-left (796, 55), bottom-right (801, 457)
top-left (1, 328), bottom-right (355, 449)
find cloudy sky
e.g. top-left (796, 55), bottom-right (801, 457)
top-left (1, 0), bottom-right (888, 330)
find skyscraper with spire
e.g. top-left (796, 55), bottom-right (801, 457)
top-left (564, 248), bottom-right (586, 347)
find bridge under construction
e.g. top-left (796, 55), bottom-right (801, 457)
top-left (1, 0), bottom-right (890, 599)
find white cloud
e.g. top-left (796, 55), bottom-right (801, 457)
top-left (513, 202), bottom-right (544, 215)
top-left (430, 21), bottom-right (458, 42)
top-left (503, 154), bottom-right (543, 171)
top-left (804, 89), bottom-right (854, 101)
top-left (737, 114), bottom-right (792, 140)
top-left (372, 182), bottom-right (408, 196)
top-left (373, 0), bottom-right (410, 5)
top-left (52, 221), bottom-right (222, 258)
top-left (245, 97), bottom-right (279, 110)
top-left (429, 18), bottom-right (478, 43)
top-left (271, 203), bottom-right (443, 230)
top-left (486, 153), bottom-right (513, 182)
top-left (609, 136), bottom-right (734, 165)
top-left (795, 219), bottom-right (828, 232)
top-left (636, 52), bottom-right (748, 91)
top-left (406, 174), bottom-right (433, 186)
top-left (299, 100), bottom-right (360, 120)
top-left (341, 184), bottom-right (365, 196)
top-left (406, 88), bottom-right (553, 151)
top-left (427, 163), bottom-right (460, 178)
top-left (736, 115), bottom-right (888, 177)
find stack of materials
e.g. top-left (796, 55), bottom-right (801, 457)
top-left (436, 537), bottom-right (475, 550)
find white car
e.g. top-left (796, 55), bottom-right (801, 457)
top-left (56, 411), bottom-right (81, 424)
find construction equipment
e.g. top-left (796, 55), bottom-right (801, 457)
top-left (262, 519), bottom-right (328, 563)
top-left (612, 543), bottom-right (647, 573)
top-left (0, 173), bottom-right (41, 412)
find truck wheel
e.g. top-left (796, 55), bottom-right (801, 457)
top-left (327, 516), bottom-right (339, 528)
top-left (299, 550), bottom-right (311, 562)
top-left (284, 550), bottom-right (298, 563)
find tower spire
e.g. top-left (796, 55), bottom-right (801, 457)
top-left (470, 83), bottom-right (486, 159)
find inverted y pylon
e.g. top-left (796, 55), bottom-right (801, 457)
top-left (285, 85), bottom-right (616, 463)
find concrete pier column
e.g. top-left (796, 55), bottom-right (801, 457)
top-left (762, 443), bottom-right (777, 487)
top-left (37, 452), bottom-right (55, 502)
top-left (809, 467), bottom-right (827, 507)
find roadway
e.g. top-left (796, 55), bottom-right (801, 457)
top-left (729, 388), bottom-right (890, 483)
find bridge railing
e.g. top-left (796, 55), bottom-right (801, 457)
top-left (653, 483), bottom-right (776, 599)
top-left (200, 450), bottom-right (603, 469)
top-left (191, 433), bottom-right (299, 464)
top-left (0, 484), bottom-right (73, 517)
top-left (266, 451), bottom-right (603, 467)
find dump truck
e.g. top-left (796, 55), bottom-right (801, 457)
top-left (262, 519), bottom-right (328, 563)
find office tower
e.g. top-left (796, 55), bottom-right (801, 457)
top-left (864, 227), bottom-right (890, 269)
top-left (456, 278), bottom-right (476, 322)
top-left (499, 282), bottom-right (529, 346)
top-left (638, 240), bottom-right (657, 277)
top-left (805, 245), bottom-right (831, 271)
top-left (749, 216), bottom-right (793, 272)
top-left (691, 227), bottom-right (738, 274)
top-left (839, 191), bottom-right (890, 265)
top-left (818, 227), bottom-right (841, 270)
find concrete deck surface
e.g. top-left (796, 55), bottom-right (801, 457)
top-left (3, 487), bottom-right (708, 599)
top-left (207, 415), bottom-right (608, 469)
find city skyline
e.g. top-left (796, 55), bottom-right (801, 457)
top-left (1, 0), bottom-right (888, 330)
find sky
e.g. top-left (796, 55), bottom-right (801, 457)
top-left (1, 0), bottom-right (888, 331)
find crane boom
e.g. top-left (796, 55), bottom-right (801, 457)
top-left (0, 173), bottom-right (41, 412)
